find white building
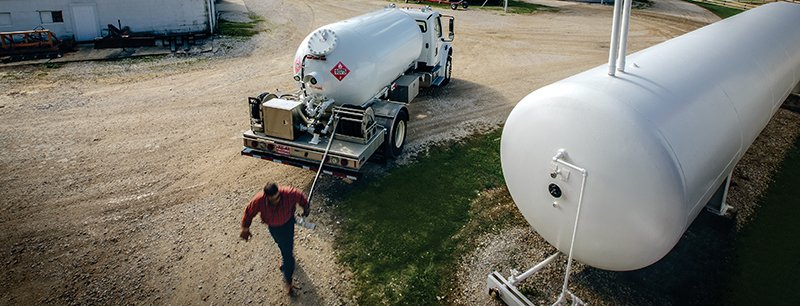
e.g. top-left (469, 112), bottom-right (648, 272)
top-left (0, 0), bottom-right (217, 41)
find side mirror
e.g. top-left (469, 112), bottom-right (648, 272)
top-left (448, 32), bottom-right (454, 41)
top-left (449, 18), bottom-right (454, 34)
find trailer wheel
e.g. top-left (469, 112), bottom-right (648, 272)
top-left (462, 1), bottom-right (469, 9)
top-left (442, 55), bottom-right (452, 86)
top-left (451, 3), bottom-right (459, 10)
top-left (386, 110), bottom-right (409, 158)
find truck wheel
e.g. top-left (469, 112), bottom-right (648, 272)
top-left (386, 110), bottom-right (409, 158)
top-left (442, 55), bottom-right (452, 86)
top-left (451, 3), bottom-right (458, 10)
top-left (462, 1), bottom-right (469, 9)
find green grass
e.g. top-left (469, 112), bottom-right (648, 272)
top-left (686, 0), bottom-right (744, 19)
top-left (393, 1), bottom-right (557, 14)
top-left (725, 135), bottom-right (800, 305)
top-left (478, 0), bottom-right (558, 14)
top-left (218, 13), bottom-right (266, 37)
top-left (336, 130), bottom-right (507, 305)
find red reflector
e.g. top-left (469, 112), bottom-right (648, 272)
top-left (267, 144), bottom-right (275, 151)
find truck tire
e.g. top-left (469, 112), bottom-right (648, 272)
top-left (451, 3), bottom-right (459, 10)
top-left (385, 110), bottom-right (409, 158)
top-left (442, 55), bottom-right (452, 86)
top-left (462, 1), bottom-right (469, 9)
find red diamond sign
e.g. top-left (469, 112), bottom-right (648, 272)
top-left (330, 61), bottom-right (350, 81)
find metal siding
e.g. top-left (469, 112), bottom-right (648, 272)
top-left (0, 0), bottom-right (211, 38)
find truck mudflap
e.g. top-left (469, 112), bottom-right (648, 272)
top-left (241, 147), bottom-right (361, 181)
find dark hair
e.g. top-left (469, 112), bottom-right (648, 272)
top-left (264, 183), bottom-right (279, 197)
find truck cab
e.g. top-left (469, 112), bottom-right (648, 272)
top-left (407, 8), bottom-right (455, 84)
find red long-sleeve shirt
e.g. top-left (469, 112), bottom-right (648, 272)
top-left (241, 186), bottom-right (309, 228)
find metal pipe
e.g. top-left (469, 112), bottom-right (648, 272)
top-left (607, 0), bottom-right (624, 75)
top-left (551, 150), bottom-right (588, 303)
top-left (616, 0), bottom-right (633, 72)
top-left (509, 252), bottom-right (560, 286)
top-left (307, 117), bottom-right (340, 206)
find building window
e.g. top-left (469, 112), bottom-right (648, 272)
top-left (40, 11), bottom-right (63, 23)
top-left (0, 12), bottom-right (11, 26)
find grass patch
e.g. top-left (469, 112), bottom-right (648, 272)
top-left (725, 135), bottom-right (800, 304)
top-left (478, 0), bottom-right (559, 14)
top-left (686, 0), bottom-right (744, 19)
top-left (336, 130), bottom-right (506, 305)
top-left (392, 0), bottom-right (557, 14)
top-left (43, 62), bottom-right (64, 69)
top-left (218, 13), bottom-right (266, 37)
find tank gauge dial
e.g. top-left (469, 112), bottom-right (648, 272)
top-left (548, 183), bottom-right (562, 198)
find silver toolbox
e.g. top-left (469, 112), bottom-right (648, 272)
top-left (263, 98), bottom-right (303, 140)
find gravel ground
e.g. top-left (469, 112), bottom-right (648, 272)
top-left (0, 0), bottom-right (776, 304)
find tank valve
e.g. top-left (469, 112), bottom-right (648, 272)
top-left (548, 183), bottom-right (562, 198)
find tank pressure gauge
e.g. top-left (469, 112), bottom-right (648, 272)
top-left (548, 183), bottom-right (562, 198)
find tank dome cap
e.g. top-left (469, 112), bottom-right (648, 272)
top-left (308, 28), bottom-right (338, 56)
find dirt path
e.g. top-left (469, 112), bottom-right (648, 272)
top-left (0, 1), bottom-right (714, 304)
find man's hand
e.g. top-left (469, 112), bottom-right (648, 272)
top-left (240, 227), bottom-right (252, 241)
top-left (301, 210), bottom-right (309, 217)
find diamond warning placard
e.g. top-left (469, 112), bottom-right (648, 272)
top-left (330, 61), bottom-right (350, 81)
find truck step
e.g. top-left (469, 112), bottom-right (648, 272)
top-left (431, 76), bottom-right (446, 87)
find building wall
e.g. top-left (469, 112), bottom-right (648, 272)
top-left (0, 0), bottom-right (215, 41)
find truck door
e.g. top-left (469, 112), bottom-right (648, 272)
top-left (416, 18), bottom-right (434, 67)
top-left (432, 15), bottom-right (445, 67)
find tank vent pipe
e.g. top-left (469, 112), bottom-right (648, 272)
top-left (616, 0), bottom-right (633, 72)
top-left (607, 0), bottom-right (624, 75)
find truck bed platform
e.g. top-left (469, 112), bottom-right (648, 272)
top-left (241, 147), bottom-right (361, 180)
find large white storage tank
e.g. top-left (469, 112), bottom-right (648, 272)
top-left (502, 2), bottom-right (800, 271)
top-left (293, 8), bottom-right (423, 106)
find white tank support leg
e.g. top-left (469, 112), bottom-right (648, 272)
top-left (508, 252), bottom-right (561, 286)
top-left (706, 171), bottom-right (735, 216)
top-left (487, 252), bottom-right (560, 306)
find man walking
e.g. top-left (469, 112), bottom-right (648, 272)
top-left (240, 182), bottom-right (310, 295)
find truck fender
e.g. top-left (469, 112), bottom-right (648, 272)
top-left (371, 101), bottom-right (408, 121)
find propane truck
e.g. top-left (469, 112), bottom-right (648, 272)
top-left (241, 6), bottom-right (455, 180)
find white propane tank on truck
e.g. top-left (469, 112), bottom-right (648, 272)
top-left (501, 1), bottom-right (800, 272)
top-left (242, 6), bottom-right (456, 180)
top-left (294, 9), bottom-right (423, 108)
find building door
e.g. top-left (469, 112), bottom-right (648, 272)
top-left (71, 4), bottom-right (98, 41)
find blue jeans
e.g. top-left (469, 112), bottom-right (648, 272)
top-left (268, 217), bottom-right (295, 284)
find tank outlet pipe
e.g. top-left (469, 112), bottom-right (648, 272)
top-left (616, 0), bottom-right (634, 72)
top-left (607, 0), bottom-right (624, 75)
top-left (507, 252), bottom-right (560, 286)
